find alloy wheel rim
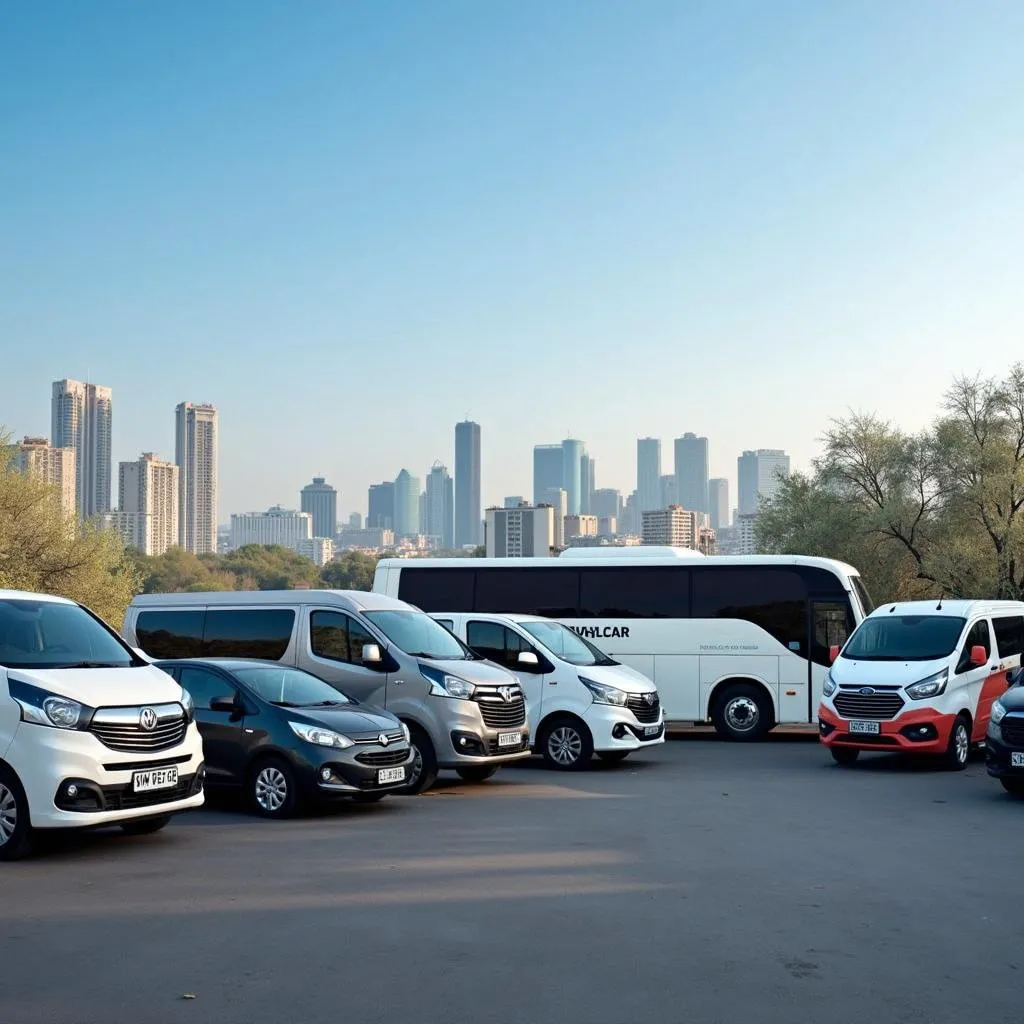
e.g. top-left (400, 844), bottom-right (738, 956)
top-left (725, 697), bottom-right (759, 732)
top-left (548, 727), bottom-right (582, 766)
top-left (0, 784), bottom-right (16, 845)
top-left (956, 723), bottom-right (969, 764)
top-left (255, 767), bottom-right (287, 812)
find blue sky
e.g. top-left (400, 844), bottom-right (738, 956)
top-left (2, 0), bottom-right (1023, 520)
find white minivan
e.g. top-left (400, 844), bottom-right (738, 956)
top-left (434, 613), bottom-right (664, 769)
top-left (0, 590), bottom-right (204, 861)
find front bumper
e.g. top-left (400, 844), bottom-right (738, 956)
top-left (818, 704), bottom-right (956, 754)
top-left (985, 730), bottom-right (1024, 778)
top-left (435, 697), bottom-right (532, 767)
top-left (586, 705), bottom-right (665, 751)
top-left (296, 744), bottom-right (416, 797)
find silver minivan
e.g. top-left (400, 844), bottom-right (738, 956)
top-left (123, 591), bottom-right (531, 792)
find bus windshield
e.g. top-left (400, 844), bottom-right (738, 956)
top-left (842, 615), bottom-right (966, 662)
top-left (520, 621), bottom-right (616, 667)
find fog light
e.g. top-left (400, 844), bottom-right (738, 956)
top-left (612, 724), bottom-right (626, 739)
top-left (66, 783), bottom-right (78, 798)
top-left (320, 767), bottom-right (332, 782)
top-left (459, 737), bottom-right (468, 747)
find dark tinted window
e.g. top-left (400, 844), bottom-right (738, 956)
top-left (810, 601), bottom-right (853, 666)
top-left (474, 569), bottom-right (579, 616)
top-left (579, 567), bottom-right (690, 618)
top-left (465, 621), bottom-right (528, 668)
top-left (178, 666), bottom-right (236, 710)
top-left (202, 609), bottom-right (295, 660)
top-left (692, 568), bottom-right (807, 651)
top-left (135, 610), bottom-right (205, 658)
top-left (993, 616), bottom-right (1024, 658)
top-left (310, 611), bottom-right (350, 662)
top-left (398, 569), bottom-right (475, 612)
top-left (956, 619), bottom-right (992, 674)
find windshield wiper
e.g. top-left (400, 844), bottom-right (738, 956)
top-left (56, 661), bottom-right (127, 669)
top-left (269, 700), bottom-right (301, 707)
top-left (300, 700), bottom-right (347, 707)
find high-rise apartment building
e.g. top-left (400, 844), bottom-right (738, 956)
top-left (485, 505), bottom-right (555, 558)
top-left (737, 449), bottom-right (791, 515)
top-left (561, 439), bottom-right (584, 515)
top-left (591, 488), bottom-right (622, 520)
top-left (454, 421), bottom-right (481, 547)
top-left (674, 433), bottom-right (709, 515)
top-left (393, 469), bottom-right (421, 537)
top-left (14, 437), bottom-right (77, 514)
top-left (425, 462), bottom-right (454, 549)
top-left (175, 402), bottom-right (218, 554)
top-left (118, 453), bottom-right (179, 556)
top-left (660, 474), bottom-right (677, 509)
top-left (297, 537), bottom-right (335, 567)
top-left (641, 506), bottom-right (700, 550)
top-left (636, 438), bottom-right (662, 514)
top-left (540, 487), bottom-right (568, 548)
top-left (300, 477), bottom-right (337, 539)
top-left (580, 455), bottom-right (595, 515)
top-left (230, 506), bottom-right (312, 550)
top-left (51, 378), bottom-right (112, 518)
top-left (532, 444), bottom-right (563, 505)
top-left (367, 482), bottom-right (395, 529)
top-left (709, 478), bottom-right (729, 531)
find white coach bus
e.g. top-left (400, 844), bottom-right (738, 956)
top-left (372, 548), bottom-right (871, 741)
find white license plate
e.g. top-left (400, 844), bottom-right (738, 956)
top-left (377, 766), bottom-right (406, 785)
top-left (1011, 752), bottom-right (1024, 768)
top-left (848, 720), bottom-right (880, 735)
top-left (498, 731), bottom-right (521, 748)
top-left (132, 767), bottom-right (178, 793)
top-left (643, 725), bottom-right (660, 737)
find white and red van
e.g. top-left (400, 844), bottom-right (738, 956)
top-left (818, 600), bottom-right (1024, 769)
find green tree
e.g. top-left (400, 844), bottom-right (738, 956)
top-left (137, 547), bottom-right (238, 593)
top-left (220, 545), bottom-right (321, 590)
top-left (320, 550), bottom-right (378, 591)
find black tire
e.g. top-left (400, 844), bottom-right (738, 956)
top-left (249, 756), bottom-right (300, 818)
top-left (711, 683), bottom-right (774, 742)
top-left (538, 715), bottom-right (594, 771)
top-left (830, 747), bottom-right (860, 766)
top-left (597, 751), bottom-right (630, 764)
top-left (120, 813), bottom-right (173, 836)
top-left (0, 766), bottom-right (32, 863)
top-left (351, 793), bottom-right (386, 804)
top-left (455, 766), bottom-right (498, 783)
top-left (942, 715), bottom-right (971, 772)
top-left (1000, 777), bottom-right (1024, 796)
top-left (404, 726), bottom-right (439, 794)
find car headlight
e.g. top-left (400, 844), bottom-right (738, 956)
top-left (400, 721), bottom-right (410, 742)
top-left (579, 676), bottom-right (628, 706)
top-left (419, 664), bottom-right (476, 699)
top-left (906, 668), bottom-right (949, 701)
top-left (9, 679), bottom-right (89, 730)
top-left (822, 670), bottom-right (837, 698)
top-left (180, 688), bottom-right (195, 722)
top-left (289, 721), bottom-right (354, 749)
top-left (991, 700), bottom-right (1008, 726)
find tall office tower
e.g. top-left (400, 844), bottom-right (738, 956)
top-left (454, 421), bottom-right (481, 547)
top-left (636, 437), bottom-right (662, 513)
top-left (368, 481), bottom-right (395, 529)
top-left (118, 452), bottom-right (180, 556)
top-left (348, 512), bottom-right (363, 530)
top-left (300, 477), bottom-right (337, 539)
top-left (709, 478), bottom-right (730, 530)
top-left (580, 455), bottom-right (595, 514)
top-left (591, 488), bottom-right (622, 520)
top-left (621, 491), bottom-right (639, 535)
top-left (51, 378), bottom-right (113, 518)
top-left (393, 469), bottom-right (421, 537)
top-left (674, 433), bottom-right (709, 515)
top-left (540, 486), bottom-right (568, 549)
top-left (737, 449), bottom-right (791, 515)
top-left (660, 474), bottom-right (677, 509)
top-left (560, 439), bottom-right (584, 515)
top-left (425, 462), bottom-right (454, 548)
top-left (14, 437), bottom-right (77, 514)
top-left (175, 402), bottom-right (218, 554)
top-left (533, 444), bottom-right (563, 505)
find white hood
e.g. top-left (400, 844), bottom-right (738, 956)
top-left (573, 661), bottom-right (655, 694)
top-left (831, 658), bottom-right (947, 688)
top-left (4, 663), bottom-right (184, 707)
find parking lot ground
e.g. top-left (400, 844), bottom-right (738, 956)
top-left (2, 736), bottom-right (1022, 1024)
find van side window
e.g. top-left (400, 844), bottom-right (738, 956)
top-left (135, 610), bottom-right (205, 658)
top-left (993, 615), bottom-right (1024, 658)
top-left (311, 611), bottom-right (376, 664)
top-left (956, 620), bottom-right (993, 674)
top-left (466, 620), bottom-right (527, 668)
top-left (203, 609), bottom-right (295, 660)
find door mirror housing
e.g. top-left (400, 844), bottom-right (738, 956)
top-left (209, 695), bottom-right (236, 713)
top-left (517, 651), bottom-right (540, 667)
top-left (969, 645), bottom-right (988, 668)
top-left (828, 644), bottom-right (840, 664)
top-left (362, 643), bottom-right (383, 666)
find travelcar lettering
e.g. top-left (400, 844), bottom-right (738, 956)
top-left (571, 625), bottom-right (630, 639)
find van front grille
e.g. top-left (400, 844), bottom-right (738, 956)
top-left (627, 693), bottom-right (661, 724)
top-left (89, 713), bottom-right (187, 753)
top-left (475, 693), bottom-right (526, 728)
top-left (355, 748), bottom-right (410, 767)
top-left (833, 690), bottom-right (904, 721)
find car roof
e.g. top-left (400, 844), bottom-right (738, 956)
top-left (154, 658), bottom-right (292, 671)
top-left (867, 599), bottom-right (1024, 619)
top-left (0, 589), bottom-right (75, 605)
top-left (432, 611), bottom-right (546, 624)
top-left (131, 589), bottom-right (410, 612)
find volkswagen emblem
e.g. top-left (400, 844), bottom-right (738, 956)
top-left (499, 686), bottom-right (516, 703)
top-left (139, 707), bottom-right (158, 731)
top-left (644, 692), bottom-right (656, 706)
top-left (859, 687), bottom-right (876, 696)
top-left (378, 732), bottom-right (390, 746)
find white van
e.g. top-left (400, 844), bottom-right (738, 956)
top-left (0, 590), bottom-right (204, 861)
top-left (819, 599), bottom-right (1024, 769)
top-left (434, 613), bottom-right (664, 769)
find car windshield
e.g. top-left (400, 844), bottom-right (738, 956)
top-left (520, 621), bottom-right (615, 667)
top-left (363, 610), bottom-right (469, 660)
top-left (0, 598), bottom-right (137, 669)
top-left (231, 666), bottom-right (351, 706)
top-left (842, 615), bottom-right (966, 662)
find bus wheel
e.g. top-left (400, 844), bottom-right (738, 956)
top-left (830, 747), bottom-right (859, 766)
top-left (711, 683), bottom-right (772, 742)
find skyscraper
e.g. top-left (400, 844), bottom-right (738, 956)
top-left (425, 462), bottom-right (454, 549)
top-left (591, 488), bottom-right (622, 520)
top-left (118, 452), bottom-right (179, 556)
top-left (454, 421), bottom-right (481, 547)
top-left (737, 449), bottom-right (791, 515)
top-left (561, 439), bottom-right (584, 515)
top-left (393, 469), bottom-right (421, 537)
top-left (636, 438), bottom-right (662, 514)
top-left (533, 445), bottom-right (563, 505)
top-left (14, 437), bottom-right (76, 514)
top-left (660, 474), bottom-right (677, 509)
top-left (674, 433), bottom-right (709, 514)
top-left (368, 482), bottom-right (395, 529)
top-left (300, 477), bottom-right (338, 538)
top-left (580, 455), bottom-right (595, 515)
top-left (709, 478), bottom-right (730, 531)
top-left (51, 378), bottom-right (112, 518)
top-left (175, 402), bottom-right (218, 554)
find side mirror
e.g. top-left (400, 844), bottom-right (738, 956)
top-left (209, 695), bottom-right (236, 713)
top-left (970, 645), bottom-right (987, 668)
top-left (828, 645), bottom-right (840, 664)
top-left (362, 643), bottom-right (383, 666)
top-left (517, 651), bottom-right (540, 667)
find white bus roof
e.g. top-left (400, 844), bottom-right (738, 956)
top-left (557, 546), bottom-right (704, 559)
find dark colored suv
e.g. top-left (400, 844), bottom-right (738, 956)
top-left (986, 669), bottom-right (1024, 796)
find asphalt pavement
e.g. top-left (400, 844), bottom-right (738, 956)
top-left (1, 736), bottom-right (1021, 1024)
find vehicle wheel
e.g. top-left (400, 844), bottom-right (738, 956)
top-left (0, 767), bottom-right (32, 862)
top-left (538, 716), bottom-right (594, 771)
top-left (941, 715), bottom-right (971, 772)
top-left (351, 793), bottom-right (386, 804)
top-left (249, 757), bottom-right (300, 818)
top-left (830, 747), bottom-right (860, 766)
top-left (120, 813), bottom-right (172, 836)
top-left (1000, 777), bottom-right (1024, 796)
top-left (711, 683), bottom-right (773, 741)
top-left (404, 726), bottom-right (439, 794)
top-left (597, 751), bottom-right (630, 764)
top-left (455, 766), bottom-right (498, 783)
